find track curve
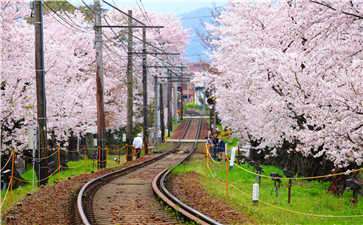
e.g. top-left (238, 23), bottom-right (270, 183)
top-left (76, 119), bottom-right (215, 225)
top-left (152, 120), bottom-right (222, 225)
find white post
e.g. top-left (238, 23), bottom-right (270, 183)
top-left (252, 183), bottom-right (259, 203)
top-left (230, 146), bottom-right (236, 168)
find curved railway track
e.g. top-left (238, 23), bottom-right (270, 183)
top-left (152, 120), bottom-right (222, 225)
top-left (75, 118), bottom-right (220, 225)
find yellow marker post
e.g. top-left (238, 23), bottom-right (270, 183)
top-left (97, 146), bottom-right (101, 170)
top-left (204, 144), bottom-right (208, 168)
top-left (118, 144), bottom-right (122, 164)
top-left (225, 157), bottom-right (229, 196)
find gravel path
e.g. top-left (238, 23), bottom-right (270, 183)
top-left (168, 167), bottom-right (254, 225)
top-left (92, 147), bottom-right (192, 225)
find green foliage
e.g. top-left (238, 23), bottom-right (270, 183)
top-left (173, 159), bottom-right (363, 225)
top-left (183, 102), bottom-right (206, 112)
top-left (43, 1), bottom-right (94, 22)
top-left (44, 1), bottom-right (76, 14)
top-left (172, 117), bottom-right (180, 130)
top-left (79, 5), bottom-right (94, 21)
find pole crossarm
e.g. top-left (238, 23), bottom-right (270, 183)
top-left (167, 79), bottom-right (191, 81)
top-left (147, 65), bottom-right (186, 68)
top-left (159, 79), bottom-right (191, 83)
top-left (95, 25), bottom-right (164, 29)
top-left (131, 52), bottom-right (180, 55)
top-left (102, 0), bottom-right (182, 72)
top-left (155, 76), bottom-right (191, 79)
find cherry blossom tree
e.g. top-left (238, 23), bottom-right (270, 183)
top-left (1, 1), bottom-right (188, 153)
top-left (1, 0), bottom-right (35, 151)
top-left (205, 0), bottom-right (363, 168)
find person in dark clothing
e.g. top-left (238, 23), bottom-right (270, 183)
top-left (216, 139), bottom-right (226, 161)
top-left (212, 136), bottom-right (219, 160)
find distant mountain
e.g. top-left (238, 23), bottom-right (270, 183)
top-left (180, 7), bottom-right (215, 63)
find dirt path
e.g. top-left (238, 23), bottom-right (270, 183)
top-left (168, 171), bottom-right (254, 225)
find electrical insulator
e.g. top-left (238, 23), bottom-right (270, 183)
top-left (207, 96), bottom-right (215, 105)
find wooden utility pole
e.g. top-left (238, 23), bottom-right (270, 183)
top-left (179, 84), bottom-right (184, 120)
top-left (126, 10), bottom-right (134, 161)
top-left (180, 67), bottom-right (184, 120)
top-left (94, 0), bottom-right (106, 168)
top-left (142, 28), bottom-right (149, 154)
top-left (212, 104), bottom-right (217, 135)
top-left (167, 70), bottom-right (172, 137)
top-left (159, 83), bottom-right (165, 142)
top-left (34, 0), bottom-right (49, 185)
top-left (173, 82), bottom-right (177, 120)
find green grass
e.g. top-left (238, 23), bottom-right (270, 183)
top-left (172, 158), bottom-right (363, 225)
top-left (183, 102), bottom-right (207, 113)
top-left (0, 155), bottom-right (123, 214)
top-left (172, 118), bottom-right (180, 130)
top-left (153, 143), bottom-right (175, 153)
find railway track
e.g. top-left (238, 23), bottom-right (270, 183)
top-left (152, 123), bottom-right (222, 225)
top-left (75, 118), bottom-right (219, 225)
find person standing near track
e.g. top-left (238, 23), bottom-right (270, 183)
top-left (133, 133), bottom-right (143, 159)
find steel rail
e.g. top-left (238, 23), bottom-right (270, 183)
top-left (152, 119), bottom-right (223, 225)
top-left (76, 119), bottom-right (192, 225)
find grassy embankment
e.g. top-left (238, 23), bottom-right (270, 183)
top-left (172, 157), bottom-right (363, 225)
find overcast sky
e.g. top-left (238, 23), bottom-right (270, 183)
top-left (69, 0), bottom-right (228, 14)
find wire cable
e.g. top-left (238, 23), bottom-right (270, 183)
top-left (0, 152), bottom-right (13, 172)
top-left (204, 149), bottom-right (363, 218)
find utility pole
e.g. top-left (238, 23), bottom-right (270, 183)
top-left (154, 76), bottom-right (160, 144)
top-left (34, 0), bottom-right (48, 185)
top-left (180, 68), bottom-right (184, 120)
top-left (126, 10), bottom-right (134, 161)
top-left (159, 83), bottom-right (165, 142)
top-left (173, 82), bottom-right (178, 120)
top-left (94, 0), bottom-right (106, 168)
top-left (142, 27), bottom-right (149, 154)
top-left (167, 70), bottom-right (172, 137)
top-left (213, 107), bottom-right (217, 135)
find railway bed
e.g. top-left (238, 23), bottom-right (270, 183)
top-left (75, 118), bottom-right (220, 225)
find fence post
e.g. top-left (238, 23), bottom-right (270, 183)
top-left (105, 145), bottom-right (109, 168)
top-left (205, 144), bottom-right (210, 169)
top-left (9, 150), bottom-right (16, 202)
top-left (57, 144), bottom-right (61, 179)
top-left (288, 179), bottom-right (292, 204)
top-left (225, 157), bottom-right (229, 196)
top-left (118, 144), bottom-right (122, 164)
top-left (97, 146), bottom-right (101, 170)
